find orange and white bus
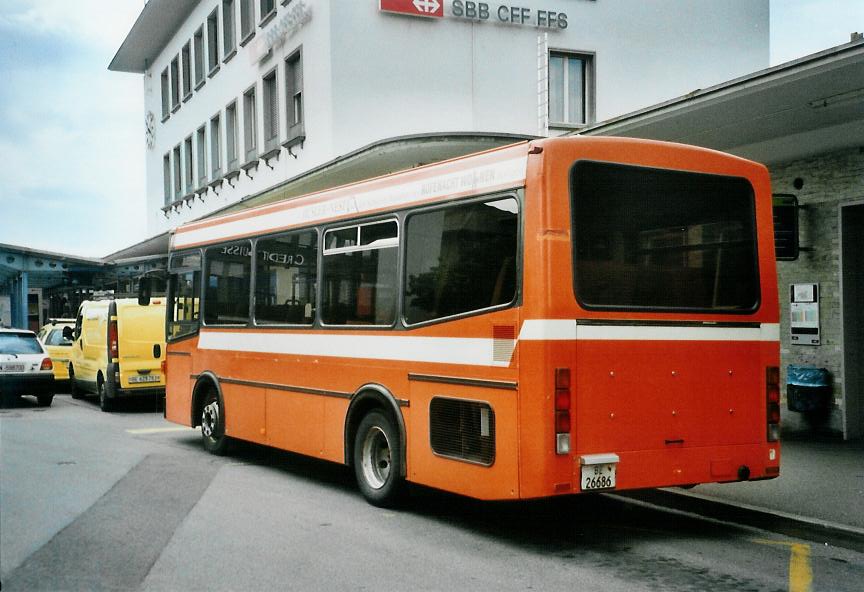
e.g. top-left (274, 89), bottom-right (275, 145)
top-left (156, 136), bottom-right (781, 506)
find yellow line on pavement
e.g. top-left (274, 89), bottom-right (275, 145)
top-left (752, 539), bottom-right (813, 592)
top-left (125, 427), bottom-right (195, 434)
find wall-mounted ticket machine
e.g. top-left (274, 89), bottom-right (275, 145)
top-left (790, 283), bottom-right (820, 346)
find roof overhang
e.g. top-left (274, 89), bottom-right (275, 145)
top-left (580, 39), bottom-right (864, 164)
top-left (109, 0), bottom-right (199, 73)
top-left (205, 131), bottom-right (536, 218)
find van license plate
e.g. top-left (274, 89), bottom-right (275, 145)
top-left (129, 375), bottom-right (160, 384)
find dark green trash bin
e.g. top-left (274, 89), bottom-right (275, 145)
top-left (786, 365), bottom-right (832, 413)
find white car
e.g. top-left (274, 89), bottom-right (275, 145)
top-left (0, 328), bottom-right (55, 407)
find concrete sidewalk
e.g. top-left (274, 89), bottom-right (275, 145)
top-left (619, 434), bottom-right (864, 552)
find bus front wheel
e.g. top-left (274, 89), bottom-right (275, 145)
top-left (353, 411), bottom-right (405, 507)
top-left (201, 390), bottom-right (231, 455)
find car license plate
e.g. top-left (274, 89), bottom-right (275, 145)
top-left (1, 363), bottom-right (26, 373)
top-left (580, 453), bottom-right (619, 491)
top-left (129, 374), bottom-right (160, 384)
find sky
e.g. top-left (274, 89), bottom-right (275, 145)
top-left (0, 0), bottom-right (862, 258)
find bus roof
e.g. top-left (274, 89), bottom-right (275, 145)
top-left (171, 140), bottom-right (531, 250)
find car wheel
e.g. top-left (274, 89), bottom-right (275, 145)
top-left (353, 410), bottom-right (405, 507)
top-left (36, 394), bottom-right (54, 407)
top-left (69, 367), bottom-right (83, 399)
top-left (98, 377), bottom-right (114, 413)
top-left (201, 390), bottom-right (231, 455)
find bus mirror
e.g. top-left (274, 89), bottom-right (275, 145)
top-left (772, 194), bottom-right (799, 261)
top-left (138, 276), bottom-right (152, 306)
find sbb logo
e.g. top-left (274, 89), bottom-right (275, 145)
top-left (379, 0), bottom-right (443, 18)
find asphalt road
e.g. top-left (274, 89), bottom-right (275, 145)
top-left (2, 395), bottom-right (863, 591)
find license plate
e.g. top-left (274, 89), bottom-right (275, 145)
top-left (580, 453), bottom-right (619, 491)
top-left (1, 364), bottom-right (26, 373)
top-left (129, 374), bottom-right (160, 384)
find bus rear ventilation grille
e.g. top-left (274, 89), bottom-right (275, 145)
top-left (430, 398), bottom-right (495, 466)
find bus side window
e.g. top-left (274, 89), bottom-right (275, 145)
top-left (404, 197), bottom-right (518, 325)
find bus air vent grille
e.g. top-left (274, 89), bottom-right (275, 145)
top-left (429, 398), bottom-right (495, 466)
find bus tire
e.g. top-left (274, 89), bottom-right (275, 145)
top-left (353, 411), bottom-right (405, 507)
top-left (201, 390), bottom-right (231, 455)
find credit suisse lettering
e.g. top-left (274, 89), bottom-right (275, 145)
top-left (451, 1), bottom-right (568, 28)
top-left (220, 245), bottom-right (306, 266)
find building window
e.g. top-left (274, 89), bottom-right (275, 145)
top-left (262, 69), bottom-right (279, 152)
top-left (223, 0), bottom-right (237, 59)
top-left (194, 26), bottom-right (205, 87)
top-left (207, 8), bottom-right (220, 75)
top-left (184, 136), bottom-right (194, 195)
top-left (260, 0), bottom-right (276, 25)
top-left (173, 144), bottom-right (182, 200)
top-left (181, 41), bottom-right (192, 99)
top-left (197, 125), bottom-right (208, 188)
top-left (211, 113), bottom-right (223, 178)
top-left (163, 153), bottom-right (172, 205)
top-left (243, 86), bottom-right (258, 163)
top-left (285, 48), bottom-right (304, 145)
top-left (226, 101), bottom-right (239, 171)
top-left (548, 51), bottom-right (593, 127)
top-left (170, 55), bottom-right (180, 111)
top-left (240, 0), bottom-right (255, 43)
top-left (160, 68), bottom-right (170, 120)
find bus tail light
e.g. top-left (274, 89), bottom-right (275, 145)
top-left (767, 366), bottom-right (780, 442)
top-left (161, 360), bottom-right (167, 378)
top-left (555, 368), bottom-right (571, 455)
top-left (108, 318), bottom-right (119, 359)
top-left (40, 358), bottom-right (53, 371)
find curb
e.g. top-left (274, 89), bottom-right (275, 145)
top-left (613, 488), bottom-right (864, 553)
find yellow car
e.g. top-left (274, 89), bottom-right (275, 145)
top-left (37, 319), bottom-right (75, 391)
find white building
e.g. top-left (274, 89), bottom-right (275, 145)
top-left (110, 0), bottom-right (769, 234)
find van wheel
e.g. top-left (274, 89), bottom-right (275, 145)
top-left (98, 377), bottom-right (114, 413)
top-left (36, 394), bottom-right (54, 407)
top-left (353, 411), bottom-right (405, 507)
top-left (201, 390), bottom-right (231, 455)
top-left (69, 367), bottom-right (83, 399)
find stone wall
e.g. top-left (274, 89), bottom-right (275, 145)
top-left (770, 147), bottom-right (864, 434)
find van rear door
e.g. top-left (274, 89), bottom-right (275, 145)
top-left (117, 303), bottom-right (166, 388)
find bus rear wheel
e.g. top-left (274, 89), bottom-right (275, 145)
top-left (201, 390), bottom-right (231, 455)
top-left (353, 411), bottom-right (405, 507)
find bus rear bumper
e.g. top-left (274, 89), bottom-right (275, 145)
top-left (573, 443), bottom-right (782, 495)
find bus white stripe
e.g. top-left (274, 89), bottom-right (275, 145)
top-left (197, 331), bottom-right (510, 367)
top-left (519, 321), bottom-right (780, 342)
top-left (197, 323), bottom-right (778, 367)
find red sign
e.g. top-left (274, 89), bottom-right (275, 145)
top-left (379, 0), bottom-right (443, 18)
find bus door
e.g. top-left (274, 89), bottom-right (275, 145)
top-left (165, 252), bottom-right (201, 424)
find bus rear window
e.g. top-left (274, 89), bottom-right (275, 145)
top-left (571, 161), bottom-right (760, 312)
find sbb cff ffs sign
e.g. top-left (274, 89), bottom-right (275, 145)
top-left (380, 0), bottom-right (443, 18)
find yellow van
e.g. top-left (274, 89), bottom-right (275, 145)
top-left (66, 298), bottom-right (166, 412)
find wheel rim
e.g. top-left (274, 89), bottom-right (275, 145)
top-left (202, 400), bottom-right (219, 439)
top-left (360, 426), bottom-right (391, 490)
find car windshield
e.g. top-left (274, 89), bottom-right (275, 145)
top-left (0, 333), bottom-right (43, 354)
